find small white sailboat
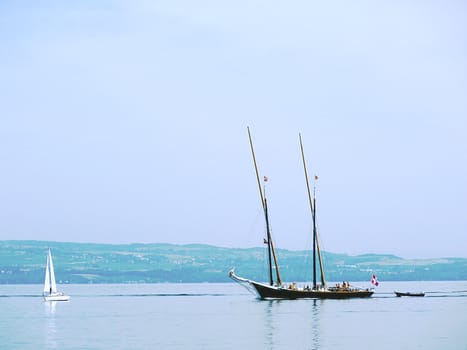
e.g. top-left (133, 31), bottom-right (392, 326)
top-left (43, 248), bottom-right (70, 301)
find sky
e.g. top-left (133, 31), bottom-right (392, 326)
top-left (0, 0), bottom-right (466, 259)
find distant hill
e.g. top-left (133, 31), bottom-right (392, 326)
top-left (0, 240), bottom-right (465, 284)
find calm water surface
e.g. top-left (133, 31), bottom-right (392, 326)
top-left (1, 281), bottom-right (466, 350)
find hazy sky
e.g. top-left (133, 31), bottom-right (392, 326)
top-left (1, 1), bottom-right (466, 258)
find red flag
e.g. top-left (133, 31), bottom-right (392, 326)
top-left (371, 274), bottom-right (379, 286)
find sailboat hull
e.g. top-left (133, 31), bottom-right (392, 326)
top-left (230, 271), bottom-right (373, 300)
top-left (250, 281), bottom-right (374, 299)
top-left (44, 293), bottom-right (71, 302)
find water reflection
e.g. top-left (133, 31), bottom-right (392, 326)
top-left (262, 299), bottom-right (322, 350)
top-left (45, 300), bottom-right (57, 315)
top-left (310, 300), bottom-right (320, 350)
top-left (264, 300), bottom-right (277, 346)
top-left (44, 302), bottom-right (57, 349)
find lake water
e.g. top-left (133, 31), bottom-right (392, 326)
top-left (1, 281), bottom-right (466, 350)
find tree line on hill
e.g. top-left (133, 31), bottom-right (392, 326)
top-left (0, 240), bottom-right (465, 284)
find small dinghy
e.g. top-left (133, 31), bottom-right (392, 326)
top-left (394, 291), bottom-right (425, 297)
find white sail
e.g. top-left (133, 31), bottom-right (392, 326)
top-left (43, 248), bottom-right (69, 301)
top-left (48, 249), bottom-right (57, 293)
top-left (43, 251), bottom-right (50, 294)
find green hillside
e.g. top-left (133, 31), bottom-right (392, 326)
top-left (0, 240), bottom-right (465, 284)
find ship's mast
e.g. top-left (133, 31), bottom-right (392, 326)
top-left (263, 197), bottom-right (274, 286)
top-left (247, 127), bottom-right (282, 286)
top-left (313, 187), bottom-right (317, 289)
top-left (299, 133), bottom-right (326, 289)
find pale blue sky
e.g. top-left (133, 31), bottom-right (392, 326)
top-left (0, 0), bottom-right (466, 258)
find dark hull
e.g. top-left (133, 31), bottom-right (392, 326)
top-left (394, 291), bottom-right (425, 297)
top-left (251, 281), bottom-right (374, 300)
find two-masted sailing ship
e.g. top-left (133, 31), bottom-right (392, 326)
top-left (229, 128), bottom-right (374, 299)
